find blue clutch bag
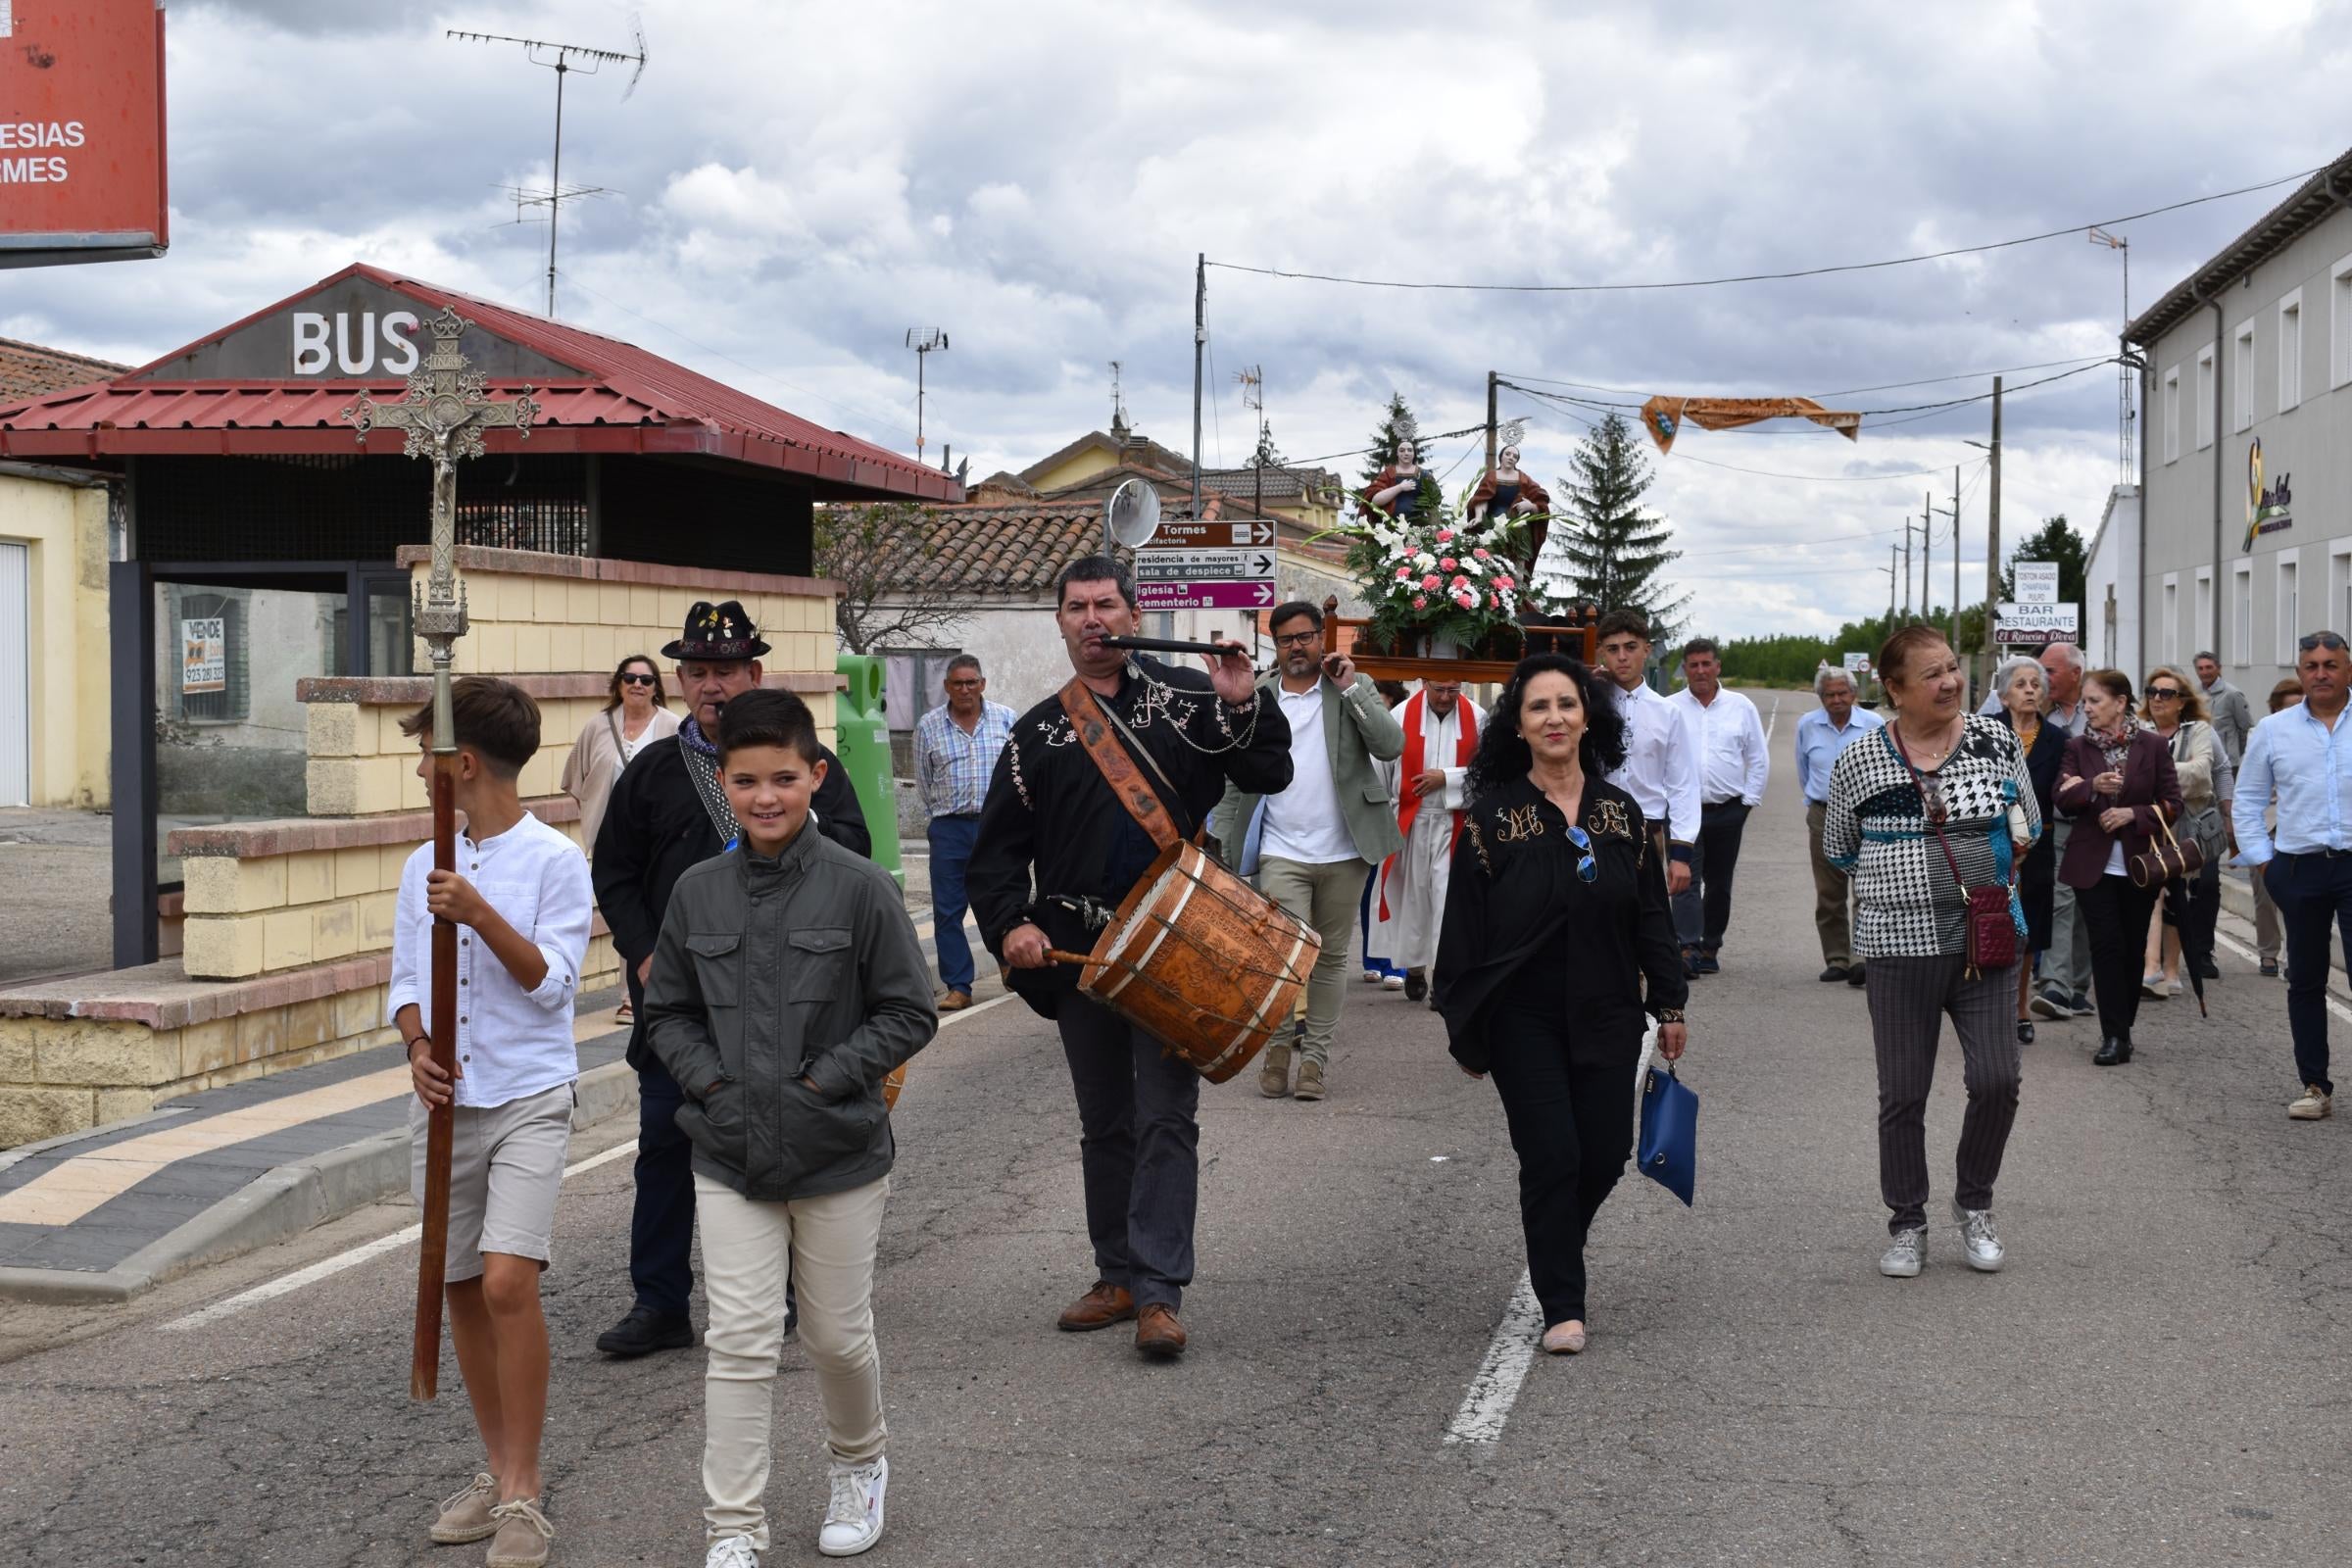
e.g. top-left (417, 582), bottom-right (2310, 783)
top-left (1638, 1064), bottom-right (1697, 1206)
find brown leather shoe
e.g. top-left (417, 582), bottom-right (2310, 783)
top-left (1257, 1042), bottom-right (1292, 1098)
top-left (1055, 1280), bottom-right (1135, 1332)
top-left (1135, 1303), bottom-right (1187, 1358)
top-left (939, 989), bottom-right (973, 1011)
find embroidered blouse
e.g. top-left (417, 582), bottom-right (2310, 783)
top-left (1821, 714), bottom-right (2041, 960)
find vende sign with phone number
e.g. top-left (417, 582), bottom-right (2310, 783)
top-left (0, 0), bottom-right (170, 268)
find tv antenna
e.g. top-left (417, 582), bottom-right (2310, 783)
top-left (449, 20), bottom-right (649, 318)
top-left (2088, 224), bottom-right (2134, 485)
top-left (1108, 360), bottom-right (1128, 432)
top-left (906, 329), bottom-right (950, 455)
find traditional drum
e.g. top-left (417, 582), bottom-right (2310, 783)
top-left (1051, 839), bottom-right (1320, 1083)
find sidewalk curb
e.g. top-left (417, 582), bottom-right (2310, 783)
top-left (0, 1058), bottom-right (639, 1306)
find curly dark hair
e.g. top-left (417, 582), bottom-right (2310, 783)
top-left (1466, 654), bottom-right (1628, 799)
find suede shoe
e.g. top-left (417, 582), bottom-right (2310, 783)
top-left (1135, 1303), bottom-right (1188, 1358)
top-left (484, 1497), bottom-right (554, 1568)
top-left (429, 1471), bottom-right (499, 1544)
top-left (1257, 1043), bottom-right (1292, 1099)
top-left (1294, 1059), bottom-right (1326, 1102)
top-left (2289, 1084), bottom-right (2333, 1120)
top-left (1818, 964), bottom-right (1849, 983)
top-left (1694, 950), bottom-right (1722, 975)
top-left (1056, 1280), bottom-right (1135, 1332)
top-left (939, 989), bottom-right (972, 1011)
top-left (596, 1304), bottom-right (696, 1357)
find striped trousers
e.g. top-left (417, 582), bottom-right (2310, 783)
top-left (1864, 954), bottom-right (2022, 1235)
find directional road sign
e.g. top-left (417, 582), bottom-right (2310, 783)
top-left (1141, 518), bottom-right (1275, 549)
top-left (1134, 548), bottom-right (1278, 582)
top-left (1135, 579), bottom-right (1279, 612)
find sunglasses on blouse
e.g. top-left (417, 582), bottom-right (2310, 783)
top-left (1565, 823), bottom-right (1598, 883)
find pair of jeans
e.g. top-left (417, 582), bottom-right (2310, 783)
top-left (926, 812), bottom-right (981, 993)
top-left (1056, 994), bottom-right (1202, 1310)
top-left (2265, 852), bottom-right (2352, 1094)
top-left (1256, 855), bottom-right (1369, 1066)
top-left (1672, 799), bottom-right (1750, 952)
top-left (696, 1173), bottom-right (889, 1551)
top-left (1359, 865), bottom-right (1405, 980)
top-left (1485, 1001), bottom-right (1642, 1326)
top-left (2078, 875), bottom-right (2160, 1040)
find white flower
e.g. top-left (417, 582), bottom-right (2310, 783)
top-left (1414, 552), bottom-right (1437, 571)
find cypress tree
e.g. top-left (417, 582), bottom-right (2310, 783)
top-left (1554, 412), bottom-right (1689, 638)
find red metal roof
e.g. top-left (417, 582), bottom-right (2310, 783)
top-left (0, 264), bottom-right (961, 503)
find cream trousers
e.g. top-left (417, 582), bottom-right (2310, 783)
top-left (694, 1171), bottom-right (889, 1549)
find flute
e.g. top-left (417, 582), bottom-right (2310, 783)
top-left (1096, 634), bottom-right (1248, 657)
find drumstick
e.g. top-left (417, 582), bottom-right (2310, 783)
top-left (1044, 950), bottom-right (1095, 965)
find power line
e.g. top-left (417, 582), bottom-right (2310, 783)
top-left (1205, 165), bottom-right (2323, 295)
top-left (1496, 352), bottom-right (2112, 403)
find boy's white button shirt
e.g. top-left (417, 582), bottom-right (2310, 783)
top-left (386, 810), bottom-right (594, 1109)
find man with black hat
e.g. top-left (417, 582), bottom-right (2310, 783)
top-left (590, 600), bottom-right (871, 1358)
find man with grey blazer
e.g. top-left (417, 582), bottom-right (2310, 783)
top-left (1213, 601), bottom-right (1406, 1102)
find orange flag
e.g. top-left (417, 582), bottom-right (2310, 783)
top-left (1639, 395), bottom-right (1863, 455)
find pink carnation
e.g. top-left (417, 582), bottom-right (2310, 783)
top-left (1454, 591), bottom-right (1477, 610)
top-left (1435, 529), bottom-right (1455, 544)
top-left (1422, 573), bottom-right (1442, 591)
top-left (1412, 595), bottom-right (1429, 610)
top-left (1395, 566), bottom-right (1412, 581)
top-left (1439, 557), bottom-right (1457, 572)
top-left (1493, 574), bottom-right (1513, 590)
top-left (1473, 548), bottom-right (1492, 561)
top-left (1450, 574), bottom-right (1469, 589)
top-left (1489, 592), bottom-right (1501, 609)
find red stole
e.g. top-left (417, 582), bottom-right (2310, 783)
top-left (1380, 691), bottom-right (1478, 918)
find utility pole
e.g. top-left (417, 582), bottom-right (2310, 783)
top-left (1191, 253), bottom-right (1205, 520)
top-left (1951, 464), bottom-right (1962, 645)
top-left (1902, 518), bottom-right (1914, 616)
top-left (1485, 371), bottom-right (1499, 472)
top-left (1886, 546), bottom-right (1898, 623)
top-left (1987, 375), bottom-right (2003, 674)
top-left (905, 329), bottom-right (949, 457)
top-left (1923, 490), bottom-right (1935, 616)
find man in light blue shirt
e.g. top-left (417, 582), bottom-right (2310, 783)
top-left (914, 655), bottom-right (1017, 1010)
top-left (1796, 665), bottom-right (1884, 984)
top-left (2231, 630), bottom-right (2352, 1120)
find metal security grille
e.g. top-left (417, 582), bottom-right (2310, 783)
top-left (132, 454), bottom-right (589, 563)
top-left (600, 458), bottom-right (811, 575)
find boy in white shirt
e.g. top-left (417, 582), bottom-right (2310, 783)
top-left (392, 676), bottom-right (593, 1568)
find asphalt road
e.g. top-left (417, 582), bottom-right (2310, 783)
top-left (5, 696), bottom-right (2351, 1566)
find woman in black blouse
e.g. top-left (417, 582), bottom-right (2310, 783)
top-left (1435, 655), bottom-right (1689, 1356)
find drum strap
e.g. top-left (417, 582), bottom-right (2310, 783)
top-left (1057, 677), bottom-right (1189, 854)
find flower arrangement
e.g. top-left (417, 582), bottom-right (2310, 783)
top-left (1333, 485), bottom-right (1549, 657)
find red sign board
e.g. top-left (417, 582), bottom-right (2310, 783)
top-left (0, 0), bottom-right (170, 267)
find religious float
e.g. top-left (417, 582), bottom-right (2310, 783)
top-left (1326, 418), bottom-right (1594, 678)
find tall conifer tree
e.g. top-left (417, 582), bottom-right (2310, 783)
top-left (1554, 412), bottom-right (1688, 637)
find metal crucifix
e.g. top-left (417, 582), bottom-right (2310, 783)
top-left (341, 305), bottom-right (539, 1401)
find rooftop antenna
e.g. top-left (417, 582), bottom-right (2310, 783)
top-left (2089, 225), bottom-right (2134, 487)
top-left (1108, 360), bottom-right (1128, 433)
top-left (906, 329), bottom-right (950, 456)
top-left (450, 20), bottom-right (649, 318)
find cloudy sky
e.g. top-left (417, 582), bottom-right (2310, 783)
top-left (7, 0), bottom-right (2350, 636)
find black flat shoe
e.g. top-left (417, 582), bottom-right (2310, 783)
top-left (595, 1305), bottom-right (698, 1357)
top-left (2092, 1035), bottom-right (2132, 1066)
top-left (2016, 1021), bottom-right (2035, 1045)
top-left (1819, 965), bottom-right (1849, 983)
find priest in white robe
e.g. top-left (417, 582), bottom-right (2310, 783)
top-left (1372, 679), bottom-right (1483, 1002)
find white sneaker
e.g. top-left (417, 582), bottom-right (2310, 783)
top-left (706, 1536), bottom-right (760, 1568)
top-left (1360, 968), bottom-right (1381, 984)
top-left (818, 1455), bottom-right (888, 1557)
top-left (1950, 1198), bottom-right (2005, 1271)
top-left (1381, 974), bottom-right (1405, 991)
top-left (1879, 1227), bottom-right (1925, 1278)
top-left (2288, 1084), bottom-right (2333, 1120)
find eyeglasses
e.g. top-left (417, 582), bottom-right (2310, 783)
top-left (619, 673), bottom-right (658, 686)
top-left (1272, 630), bottom-right (1320, 649)
top-left (1564, 823), bottom-right (1598, 883)
top-left (2299, 632), bottom-right (2349, 652)
top-left (2145, 686), bottom-right (2183, 700)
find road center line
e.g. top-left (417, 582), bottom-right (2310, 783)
top-left (1444, 1269), bottom-right (1544, 1446)
top-left (162, 991), bottom-right (1018, 1333)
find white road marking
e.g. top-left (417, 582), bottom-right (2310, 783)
top-left (163, 996), bottom-right (1018, 1333)
top-left (1444, 1269), bottom-right (1544, 1446)
top-left (1764, 694), bottom-right (1781, 744)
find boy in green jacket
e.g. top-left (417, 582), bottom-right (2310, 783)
top-left (642, 689), bottom-right (935, 1564)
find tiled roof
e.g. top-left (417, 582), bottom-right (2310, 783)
top-left (847, 502), bottom-right (1111, 598)
top-left (1196, 465), bottom-right (1344, 504)
top-left (0, 336), bottom-right (126, 404)
top-left (1017, 427), bottom-right (1194, 486)
top-left (1036, 462), bottom-right (1277, 519)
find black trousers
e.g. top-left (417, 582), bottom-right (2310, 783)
top-left (2266, 852), bottom-right (2352, 1094)
top-left (1057, 994), bottom-right (1202, 1312)
top-left (2078, 875), bottom-right (2160, 1040)
top-left (1672, 799), bottom-right (1751, 952)
top-left (1486, 1002), bottom-right (1642, 1326)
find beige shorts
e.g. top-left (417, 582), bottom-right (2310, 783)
top-left (410, 1081), bottom-right (575, 1281)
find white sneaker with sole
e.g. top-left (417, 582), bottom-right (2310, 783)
top-left (1951, 1198), bottom-right (2005, 1271)
top-left (705, 1536), bottom-right (760, 1568)
top-left (819, 1455), bottom-right (888, 1557)
top-left (2288, 1084), bottom-right (2333, 1120)
top-left (1879, 1227), bottom-right (1925, 1278)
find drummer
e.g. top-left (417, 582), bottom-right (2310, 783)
top-left (968, 556), bottom-right (1292, 1360)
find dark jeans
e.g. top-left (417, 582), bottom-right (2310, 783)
top-left (1486, 1002), bottom-right (1642, 1326)
top-left (927, 812), bottom-right (981, 993)
top-left (1057, 994), bottom-right (1201, 1311)
top-left (626, 965), bottom-right (791, 1321)
top-left (1672, 800), bottom-right (1750, 952)
top-left (2078, 875), bottom-right (2160, 1040)
top-left (2266, 852), bottom-right (2352, 1094)
top-left (1360, 865), bottom-right (1404, 980)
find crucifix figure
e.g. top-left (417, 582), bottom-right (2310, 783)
top-left (340, 305), bottom-right (539, 1401)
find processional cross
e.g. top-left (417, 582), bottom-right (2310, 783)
top-left (340, 306), bottom-right (540, 1400)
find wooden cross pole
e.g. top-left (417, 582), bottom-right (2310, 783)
top-left (342, 306), bottom-right (539, 1400)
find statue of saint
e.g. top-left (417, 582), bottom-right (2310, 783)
top-left (1464, 441), bottom-right (1552, 564)
top-left (1361, 437), bottom-right (1431, 522)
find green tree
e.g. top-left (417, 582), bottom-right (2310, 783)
top-left (812, 501), bottom-right (969, 655)
top-left (1248, 422), bottom-right (1285, 468)
top-left (1999, 514), bottom-right (2088, 610)
top-left (1554, 411), bottom-right (1689, 638)
top-left (1354, 392), bottom-right (1443, 519)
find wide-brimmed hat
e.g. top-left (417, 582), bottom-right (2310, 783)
top-left (661, 600), bottom-right (771, 662)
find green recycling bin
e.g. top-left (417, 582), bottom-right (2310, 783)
top-left (832, 653), bottom-right (904, 889)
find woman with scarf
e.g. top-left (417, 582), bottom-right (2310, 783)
top-left (1434, 654), bottom-right (1688, 1356)
top-left (1991, 656), bottom-right (2066, 1044)
top-left (2136, 665), bottom-right (2232, 999)
top-left (2055, 668), bottom-right (2184, 1067)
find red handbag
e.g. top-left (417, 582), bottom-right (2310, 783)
top-left (1890, 727), bottom-right (2019, 977)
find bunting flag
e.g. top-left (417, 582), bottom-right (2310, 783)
top-left (1638, 394), bottom-right (1864, 455)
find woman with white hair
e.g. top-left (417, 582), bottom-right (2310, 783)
top-left (1991, 656), bottom-right (2066, 1042)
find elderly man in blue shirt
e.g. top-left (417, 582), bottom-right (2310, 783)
top-left (2233, 629), bottom-right (2352, 1121)
top-left (914, 654), bottom-right (1018, 1010)
top-left (1796, 664), bottom-right (1885, 985)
